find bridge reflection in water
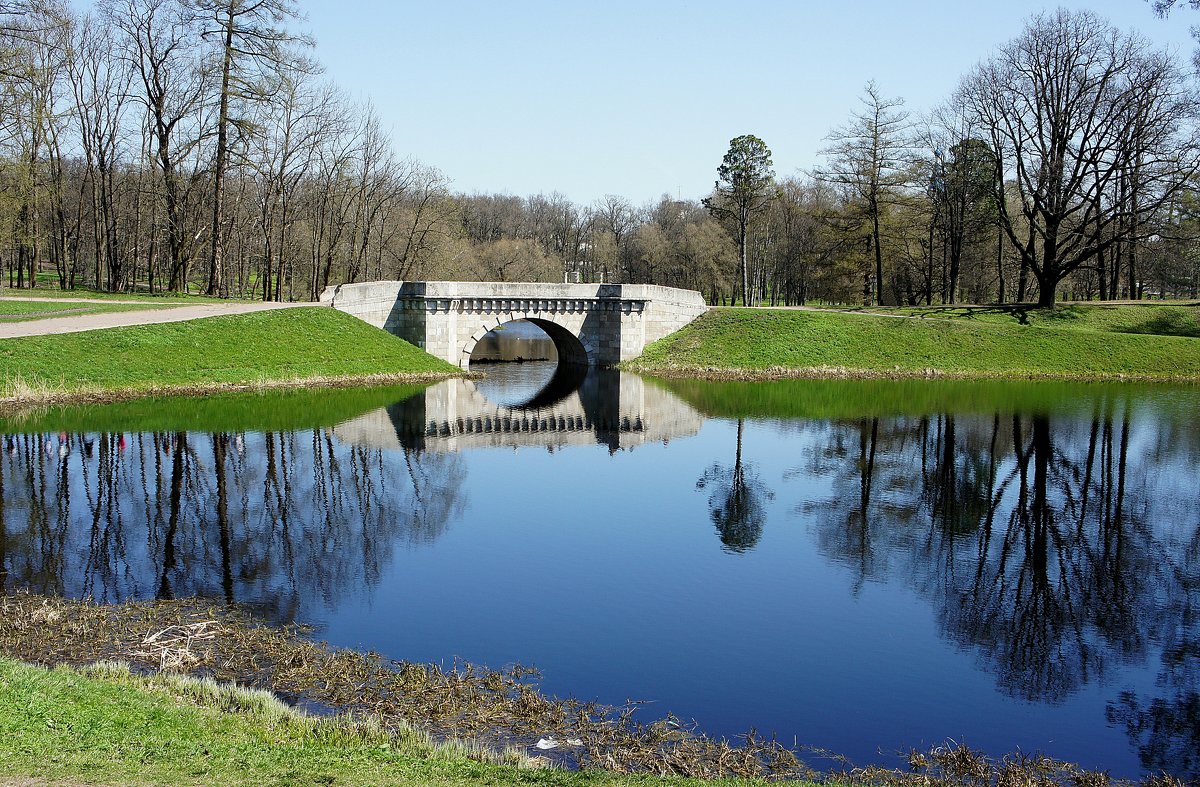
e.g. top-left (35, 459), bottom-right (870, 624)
top-left (333, 364), bottom-right (705, 454)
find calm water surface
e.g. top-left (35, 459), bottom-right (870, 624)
top-left (1, 365), bottom-right (1197, 779)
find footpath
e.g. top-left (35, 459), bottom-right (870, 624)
top-left (0, 297), bottom-right (314, 339)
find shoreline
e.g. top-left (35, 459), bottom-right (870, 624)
top-left (0, 591), bottom-right (1169, 786)
top-left (0, 593), bottom-right (807, 782)
top-left (622, 363), bottom-right (1200, 383)
top-left (5, 361), bottom-right (1197, 417)
top-left (0, 370), bottom-right (473, 415)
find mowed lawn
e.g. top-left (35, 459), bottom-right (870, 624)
top-left (852, 301), bottom-right (1200, 338)
top-left (629, 305), bottom-right (1200, 379)
top-left (0, 307), bottom-right (458, 399)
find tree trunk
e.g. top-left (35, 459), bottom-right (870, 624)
top-left (871, 199), bottom-right (883, 306)
top-left (207, 7), bottom-right (236, 297)
top-left (996, 223), bottom-right (1005, 304)
top-left (926, 216), bottom-right (936, 305)
top-left (1036, 277), bottom-right (1058, 307)
top-left (738, 211), bottom-right (749, 306)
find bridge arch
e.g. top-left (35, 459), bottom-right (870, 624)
top-left (463, 316), bottom-right (589, 369)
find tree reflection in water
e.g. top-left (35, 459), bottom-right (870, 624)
top-left (697, 419), bottom-right (774, 553)
top-left (793, 400), bottom-right (1199, 777)
top-left (0, 429), bottom-right (466, 622)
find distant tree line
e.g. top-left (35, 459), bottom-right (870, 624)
top-left (3, 3), bottom-right (1200, 305)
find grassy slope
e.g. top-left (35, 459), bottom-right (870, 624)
top-left (0, 656), bottom-right (769, 787)
top-left (0, 307), bottom-right (458, 401)
top-left (855, 301), bottom-right (1200, 338)
top-left (629, 307), bottom-right (1200, 380)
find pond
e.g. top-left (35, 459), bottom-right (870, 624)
top-left (1, 365), bottom-right (1197, 780)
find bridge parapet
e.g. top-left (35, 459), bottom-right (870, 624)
top-left (320, 281), bottom-right (707, 367)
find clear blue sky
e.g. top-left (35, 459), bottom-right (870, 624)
top-left (301, 0), bottom-right (1195, 205)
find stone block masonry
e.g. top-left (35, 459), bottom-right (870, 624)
top-left (319, 281), bottom-right (709, 368)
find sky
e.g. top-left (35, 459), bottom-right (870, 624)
top-left (299, 0), bottom-right (1197, 205)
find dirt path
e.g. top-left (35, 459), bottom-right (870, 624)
top-left (0, 299), bottom-right (316, 339)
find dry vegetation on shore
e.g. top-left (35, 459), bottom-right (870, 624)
top-left (0, 593), bottom-right (1189, 787)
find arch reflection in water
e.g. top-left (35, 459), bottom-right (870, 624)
top-left (0, 371), bottom-right (705, 617)
top-left (469, 360), bottom-right (590, 412)
top-left (333, 367), bottom-right (705, 454)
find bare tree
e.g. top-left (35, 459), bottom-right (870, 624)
top-left (67, 12), bottom-right (134, 290)
top-left (383, 159), bottom-right (454, 281)
top-left (0, 0), bottom-right (69, 289)
top-left (247, 69), bottom-right (336, 299)
top-left (958, 9), bottom-right (1200, 307)
top-left (461, 237), bottom-right (555, 282)
top-left (187, 0), bottom-right (310, 296)
top-left (925, 105), bottom-right (998, 304)
top-left (1150, 0), bottom-right (1200, 15)
top-left (107, 0), bottom-right (210, 292)
top-left (816, 82), bottom-right (912, 305)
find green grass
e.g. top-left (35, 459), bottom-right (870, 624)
top-left (851, 301), bottom-right (1200, 338)
top-left (0, 656), bottom-right (775, 787)
top-left (0, 307), bottom-right (458, 403)
top-left (628, 307), bottom-right (1200, 380)
top-left (0, 299), bottom-right (179, 322)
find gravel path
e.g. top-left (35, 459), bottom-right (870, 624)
top-left (0, 299), bottom-right (316, 339)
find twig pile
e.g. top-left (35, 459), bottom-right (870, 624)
top-left (133, 621), bottom-right (219, 670)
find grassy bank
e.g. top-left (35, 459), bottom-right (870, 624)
top-left (1, 657), bottom-right (761, 787)
top-left (628, 306), bottom-right (1200, 381)
top-left (0, 307), bottom-right (459, 407)
top-left (0, 595), bottom-right (797, 786)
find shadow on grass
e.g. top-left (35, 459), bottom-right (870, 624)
top-left (848, 303), bottom-right (1039, 326)
top-left (1114, 312), bottom-right (1200, 339)
top-left (847, 302), bottom-right (1200, 337)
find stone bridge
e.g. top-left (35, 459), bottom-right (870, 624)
top-left (319, 281), bottom-right (708, 368)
